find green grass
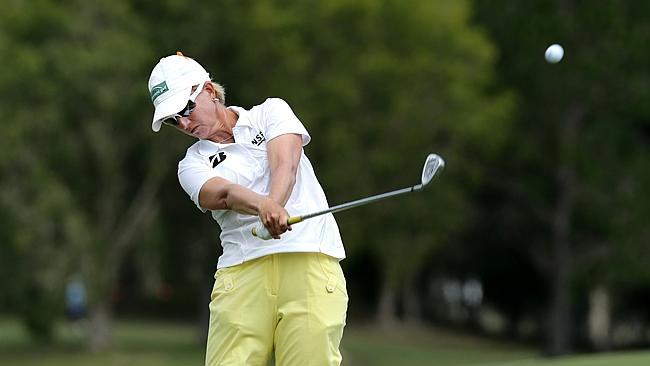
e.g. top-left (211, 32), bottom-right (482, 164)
top-left (343, 325), bottom-right (535, 365)
top-left (0, 318), bottom-right (202, 366)
top-left (1, 317), bottom-right (650, 366)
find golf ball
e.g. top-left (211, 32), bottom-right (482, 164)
top-left (545, 44), bottom-right (564, 63)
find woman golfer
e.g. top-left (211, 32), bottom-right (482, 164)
top-left (148, 52), bottom-right (348, 366)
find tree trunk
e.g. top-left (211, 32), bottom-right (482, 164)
top-left (548, 183), bottom-right (573, 356)
top-left (402, 278), bottom-right (422, 325)
top-left (376, 280), bottom-right (399, 328)
top-left (547, 243), bottom-right (571, 356)
top-left (85, 165), bottom-right (163, 352)
top-left (546, 104), bottom-right (584, 356)
top-left (88, 301), bottom-right (112, 352)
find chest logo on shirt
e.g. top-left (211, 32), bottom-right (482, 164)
top-left (251, 131), bottom-right (266, 146)
top-left (209, 152), bottom-right (227, 168)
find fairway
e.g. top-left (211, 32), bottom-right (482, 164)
top-left (1, 318), bottom-right (649, 366)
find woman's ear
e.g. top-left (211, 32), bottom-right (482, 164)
top-left (203, 81), bottom-right (216, 99)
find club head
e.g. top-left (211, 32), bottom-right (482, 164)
top-left (421, 153), bottom-right (445, 187)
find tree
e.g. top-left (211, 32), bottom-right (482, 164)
top-left (473, 0), bottom-right (650, 355)
top-left (0, 0), bottom-right (171, 350)
top-left (166, 0), bottom-right (514, 326)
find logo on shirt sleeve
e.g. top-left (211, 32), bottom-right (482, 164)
top-left (209, 152), bottom-right (227, 167)
top-left (251, 131), bottom-right (266, 146)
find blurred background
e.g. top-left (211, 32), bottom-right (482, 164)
top-left (1, 0), bottom-right (650, 365)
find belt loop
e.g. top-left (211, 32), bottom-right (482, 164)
top-left (326, 278), bottom-right (335, 293)
top-left (224, 276), bottom-right (234, 292)
top-left (317, 253), bottom-right (336, 293)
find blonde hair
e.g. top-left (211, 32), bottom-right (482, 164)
top-left (211, 81), bottom-right (226, 104)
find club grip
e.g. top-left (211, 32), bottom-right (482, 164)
top-left (251, 225), bottom-right (273, 240)
top-left (251, 216), bottom-right (303, 240)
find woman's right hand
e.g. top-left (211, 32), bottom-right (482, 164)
top-left (257, 197), bottom-right (292, 239)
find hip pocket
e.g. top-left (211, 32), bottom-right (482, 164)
top-left (211, 266), bottom-right (239, 300)
top-left (316, 254), bottom-right (348, 299)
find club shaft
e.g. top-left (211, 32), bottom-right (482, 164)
top-left (292, 184), bottom-right (423, 223)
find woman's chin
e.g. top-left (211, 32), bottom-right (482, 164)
top-left (192, 126), bottom-right (209, 139)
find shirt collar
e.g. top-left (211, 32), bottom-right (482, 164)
top-left (196, 140), bottom-right (222, 156)
top-left (228, 106), bottom-right (252, 128)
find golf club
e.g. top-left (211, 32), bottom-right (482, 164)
top-left (252, 153), bottom-right (445, 240)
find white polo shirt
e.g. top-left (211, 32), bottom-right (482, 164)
top-left (177, 98), bottom-right (345, 269)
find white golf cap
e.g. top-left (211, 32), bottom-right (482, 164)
top-left (148, 52), bottom-right (211, 132)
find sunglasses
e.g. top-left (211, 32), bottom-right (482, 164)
top-left (162, 100), bottom-right (196, 126)
top-left (161, 82), bottom-right (206, 127)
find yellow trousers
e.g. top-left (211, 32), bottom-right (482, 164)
top-left (205, 252), bottom-right (348, 366)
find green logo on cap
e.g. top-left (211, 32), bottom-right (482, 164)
top-left (150, 81), bottom-right (169, 102)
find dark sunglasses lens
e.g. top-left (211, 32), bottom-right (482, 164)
top-left (162, 99), bottom-right (195, 127)
top-left (180, 100), bottom-right (196, 117)
top-left (162, 116), bottom-right (179, 126)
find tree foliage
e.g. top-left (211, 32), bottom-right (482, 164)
top-left (0, 0), bottom-right (167, 347)
top-left (473, 0), bottom-right (650, 354)
top-left (2, 0), bottom-right (649, 355)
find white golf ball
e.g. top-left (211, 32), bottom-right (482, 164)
top-left (545, 44), bottom-right (564, 63)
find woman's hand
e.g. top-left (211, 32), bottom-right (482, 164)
top-left (258, 197), bottom-right (292, 239)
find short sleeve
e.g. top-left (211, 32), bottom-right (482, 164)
top-left (178, 155), bottom-right (218, 212)
top-left (261, 98), bottom-right (311, 146)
